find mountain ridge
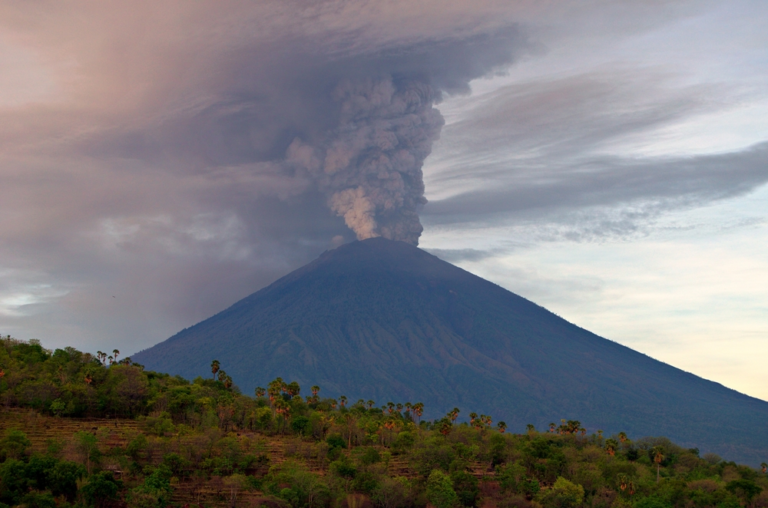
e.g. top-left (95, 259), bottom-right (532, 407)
top-left (133, 238), bottom-right (768, 465)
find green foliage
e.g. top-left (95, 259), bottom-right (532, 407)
top-left (536, 477), bottom-right (584, 508)
top-left (326, 434), bottom-right (346, 450)
top-left (0, 430), bottom-right (30, 460)
top-left (426, 469), bottom-right (459, 508)
top-left (80, 471), bottom-right (123, 508)
top-left (1, 335), bottom-right (767, 508)
top-left (359, 446), bottom-right (381, 465)
top-left (291, 415), bottom-right (310, 435)
top-left (450, 469), bottom-right (479, 507)
top-left (127, 465), bottom-right (172, 508)
top-left (725, 479), bottom-right (763, 505)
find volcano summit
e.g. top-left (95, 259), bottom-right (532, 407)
top-left (133, 238), bottom-right (768, 464)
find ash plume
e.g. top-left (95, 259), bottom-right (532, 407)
top-left (288, 78), bottom-right (444, 244)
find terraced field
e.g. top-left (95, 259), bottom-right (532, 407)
top-left (0, 409), bottom-right (496, 507)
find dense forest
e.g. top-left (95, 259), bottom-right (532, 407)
top-left (0, 336), bottom-right (766, 508)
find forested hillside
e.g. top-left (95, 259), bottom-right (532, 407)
top-left (1, 336), bottom-right (767, 508)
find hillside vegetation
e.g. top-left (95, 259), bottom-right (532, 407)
top-left (1, 336), bottom-right (767, 508)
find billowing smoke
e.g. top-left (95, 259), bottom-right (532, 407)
top-left (287, 77), bottom-right (444, 245)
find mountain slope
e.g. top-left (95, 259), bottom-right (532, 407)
top-left (133, 238), bottom-right (768, 465)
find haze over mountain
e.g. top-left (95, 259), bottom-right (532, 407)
top-left (133, 238), bottom-right (768, 465)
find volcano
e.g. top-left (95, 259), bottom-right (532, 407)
top-left (133, 238), bottom-right (768, 464)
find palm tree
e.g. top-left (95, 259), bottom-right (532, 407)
top-left (450, 408), bottom-right (460, 422)
top-left (651, 446), bottom-right (665, 483)
top-left (112, 349), bottom-right (120, 362)
top-left (211, 360), bottom-right (220, 380)
top-left (286, 381), bottom-right (301, 397)
top-left (761, 462), bottom-right (767, 474)
top-left (268, 378), bottom-right (284, 403)
top-left (367, 400), bottom-right (375, 410)
top-left (395, 403), bottom-right (403, 413)
top-left (605, 439), bottom-right (618, 456)
top-left (618, 432), bottom-right (628, 443)
top-left (217, 370), bottom-right (227, 383)
top-left (311, 385), bottom-right (320, 396)
top-left (438, 418), bottom-right (452, 436)
top-left (224, 376), bottom-right (233, 389)
top-left (549, 422), bottom-right (556, 433)
top-left (497, 421), bottom-right (507, 433)
top-left (387, 402), bottom-right (395, 414)
top-left (617, 473), bottom-right (628, 492)
top-left (412, 402), bottom-right (424, 423)
top-left (526, 424), bottom-right (536, 433)
top-left (339, 395), bottom-right (347, 407)
top-left (255, 387), bottom-right (266, 398)
top-left (469, 412), bottom-right (478, 424)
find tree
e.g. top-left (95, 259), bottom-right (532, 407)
top-left (497, 421), bottom-right (507, 433)
top-left (725, 479), bottom-right (762, 507)
top-left (761, 462), bottom-right (767, 474)
top-left (49, 461), bottom-right (86, 501)
top-left (0, 430), bottom-right (31, 460)
top-left (340, 395), bottom-right (348, 407)
top-left (255, 386), bottom-right (266, 398)
top-left (372, 476), bottom-right (410, 508)
top-left (210, 360), bottom-right (220, 380)
top-left (451, 469), bottom-right (479, 507)
top-left (605, 439), bottom-right (619, 456)
top-left (287, 381), bottom-right (301, 397)
top-left (74, 431), bottom-right (101, 475)
top-left (618, 432), bottom-right (628, 443)
top-left (651, 446), bottom-right (665, 483)
top-left (426, 470), bottom-right (459, 508)
top-left (412, 402), bottom-right (424, 423)
top-left (537, 477), bottom-right (584, 508)
top-left (81, 471), bottom-right (123, 508)
top-left (367, 400), bottom-right (375, 410)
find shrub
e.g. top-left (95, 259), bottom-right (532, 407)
top-left (426, 470), bottom-right (458, 508)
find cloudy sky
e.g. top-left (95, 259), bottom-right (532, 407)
top-left (1, 1), bottom-right (766, 399)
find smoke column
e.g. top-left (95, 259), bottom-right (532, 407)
top-left (287, 77), bottom-right (444, 245)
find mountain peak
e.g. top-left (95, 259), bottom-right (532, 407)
top-left (134, 240), bottom-right (768, 464)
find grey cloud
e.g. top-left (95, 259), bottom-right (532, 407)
top-left (426, 142), bottom-right (768, 223)
top-left (424, 248), bottom-right (502, 263)
top-left (422, 70), bottom-right (768, 240)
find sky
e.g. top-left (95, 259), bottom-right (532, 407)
top-left (1, 1), bottom-right (766, 400)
